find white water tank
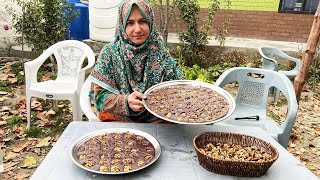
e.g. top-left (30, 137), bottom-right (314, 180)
top-left (89, 0), bottom-right (120, 42)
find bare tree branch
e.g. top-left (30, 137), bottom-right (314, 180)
top-left (294, 3), bottom-right (320, 102)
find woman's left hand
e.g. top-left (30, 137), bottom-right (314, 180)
top-left (127, 91), bottom-right (146, 112)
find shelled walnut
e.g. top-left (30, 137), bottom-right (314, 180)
top-left (199, 142), bottom-right (273, 161)
top-left (76, 132), bottom-right (155, 173)
top-left (145, 85), bottom-right (230, 123)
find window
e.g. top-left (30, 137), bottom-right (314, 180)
top-left (279, 0), bottom-right (319, 14)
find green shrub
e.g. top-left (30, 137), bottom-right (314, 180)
top-left (7, 0), bottom-right (79, 55)
top-left (219, 50), bottom-right (261, 68)
top-left (25, 127), bottom-right (42, 137)
top-left (179, 62), bottom-right (232, 83)
top-left (10, 62), bottom-right (25, 84)
top-left (175, 44), bottom-right (260, 68)
top-left (7, 116), bottom-right (23, 125)
top-left (174, 0), bottom-right (230, 66)
top-left (308, 56), bottom-right (320, 91)
top-left (0, 81), bottom-right (12, 92)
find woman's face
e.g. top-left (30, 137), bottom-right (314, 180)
top-left (125, 5), bottom-right (150, 45)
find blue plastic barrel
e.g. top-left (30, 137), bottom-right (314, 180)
top-left (66, 1), bottom-right (89, 40)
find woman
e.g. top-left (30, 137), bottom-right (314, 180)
top-left (88, 0), bottom-right (184, 123)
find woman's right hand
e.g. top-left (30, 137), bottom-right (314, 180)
top-left (127, 91), bottom-right (146, 112)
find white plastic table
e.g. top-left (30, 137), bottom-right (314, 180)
top-left (31, 122), bottom-right (318, 180)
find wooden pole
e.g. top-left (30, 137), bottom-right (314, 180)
top-left (294, 3), bottom-right (320, 102)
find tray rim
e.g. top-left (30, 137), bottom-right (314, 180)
top-left (142, 80), bottom-right (236, 125)
top-left (70, 128), bottom-right (161, 175)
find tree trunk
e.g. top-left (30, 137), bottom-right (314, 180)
top-left (163, 0), bottom-right (169, 46)
top-left (294, 3), bottom-right (320, 102)
top-left (158, 0), bottom-right (164, 42)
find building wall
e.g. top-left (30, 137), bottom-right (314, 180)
top-left (159, 0), bottom-right (314, 43)
top-left (213, 9), bottom-right (313, 42)
top-left (199, 0), bottom-right (280, 11)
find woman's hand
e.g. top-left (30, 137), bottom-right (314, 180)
top-left (127, 91), bottom-right (146, 112)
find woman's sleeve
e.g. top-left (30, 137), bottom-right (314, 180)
top-left (173, 61), bottom-right (185, 80)
top-left (163, 58), bottom-right (185, 81)
top-left (89, 83), bottom-right (131, 116)
top-left (89, 44), bottom-right (131, 116)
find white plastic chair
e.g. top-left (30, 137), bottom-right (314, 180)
top-left (259, 47), bottom-right (301, 103)
top-left (80, 77), bottom-right (99, 122)
top-left (24, 40), bottom-right (95, 129)
top-left (215, 67), bottom-right (298, 148)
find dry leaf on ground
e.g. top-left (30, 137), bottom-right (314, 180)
top-left (4, 152), bottom-right (19, 160)
top-left (38, 119), bottom-right (53, 127)
top-left (0, 91), bottom-right (8, 95)
top-left (23, 156), bottom-right (37, 167)
top-left (35, 137), bottom-right (51, 148)
top-left (0, 74), bottom-right (8, 81)
top-left (4, 161), bottom-right (19, 170)
top-left (46, 110), bottom-right (56, 116)
top-left (8, 77), bottom-right (17, 84)
top-left (12, 141), bottom-right (32, 153)
top-left (15, 172), bottom-right (29, 180)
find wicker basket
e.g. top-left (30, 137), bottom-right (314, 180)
top-left (193, 132), bottom-right (279, 177)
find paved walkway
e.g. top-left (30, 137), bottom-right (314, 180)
top-left (9, 34), bottom-right (307, 59)
top-left (167, 33), bottom-right (306, 52)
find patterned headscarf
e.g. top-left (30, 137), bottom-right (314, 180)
top-left (89, 0), bottom-right (184, 95)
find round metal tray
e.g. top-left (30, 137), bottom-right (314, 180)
top-left (70, 128), bottom-right (161, 175)
top-left (142, 80), bottom-right (236, 125)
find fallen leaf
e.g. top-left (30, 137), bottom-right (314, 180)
top-left (296, 150), bottom-right (302, 155)
top-left (57, 104), bottom-right (65, 108)
top-left (34, 148), bottom-right (41, 154)
top-left (19, 71), bottom-right (24, 76)
top-left (302, 85), bottom-right (309, 92)
top-left (23, 156), bottom-right (37, 167)
top-left (0, 91), bottom-right (8, 95)
top-left (38, 119), bottom-right (52, 127)
top-left (4, 161), bottom-right (19, 169)
top-left (299, 148), bottom-right (306, 153)
top-left (2, 137), bottom-right (12, 142)
top-left (36, 112), bottom-right (47, 120)
top-left (12, 125), bottom-right (22, 133)
top-left (289, 143), bottom-right (296, 148)
top-left (54, 134), bottom-right (60, 141)
top-left (0, 96), bottom-right (10, 102)
top-left (46, 109), bottom-right (56, 116)
top-left (17, 99), bottom-right (26, 108)
top-left (8, 77), bottom-right (17, 84)
top-left (8, 73), bottom-right (15, 77)
top-left (12, 141), bottom-right (32, 153)
top-left (41, 74), bottom-right (51, 81)
top-left (1, 172), bottom-right (12, 179)
top-left (0, 129), bottom-right (5, 135)
top-left (31, 100), bottom-right (42, 110)
top-left (15, 172), bottom-right (30, 180)
top-left (307, 163), bottom-right (318, 170)
top-left (0, 106), bottom-right (10, 112)
top-left (35, 137), bottom-right (51, 148)
top-left (300, 156), bottom-right (310, 162)
top-left (10, 110), bottom-right (19, 115)
top-left (311, 137), bottom-right (320, 148)
top-left (4, 152), bottom-right (19, 160)
top-left (3, 67), bottom-right (12, 74)
top-left (0, 74), bottom-right (8, 81)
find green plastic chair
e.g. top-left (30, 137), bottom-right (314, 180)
top-left (259, 47), bottom-right (301, 103)
top-left (215, 67), bottom-right (298, 148)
